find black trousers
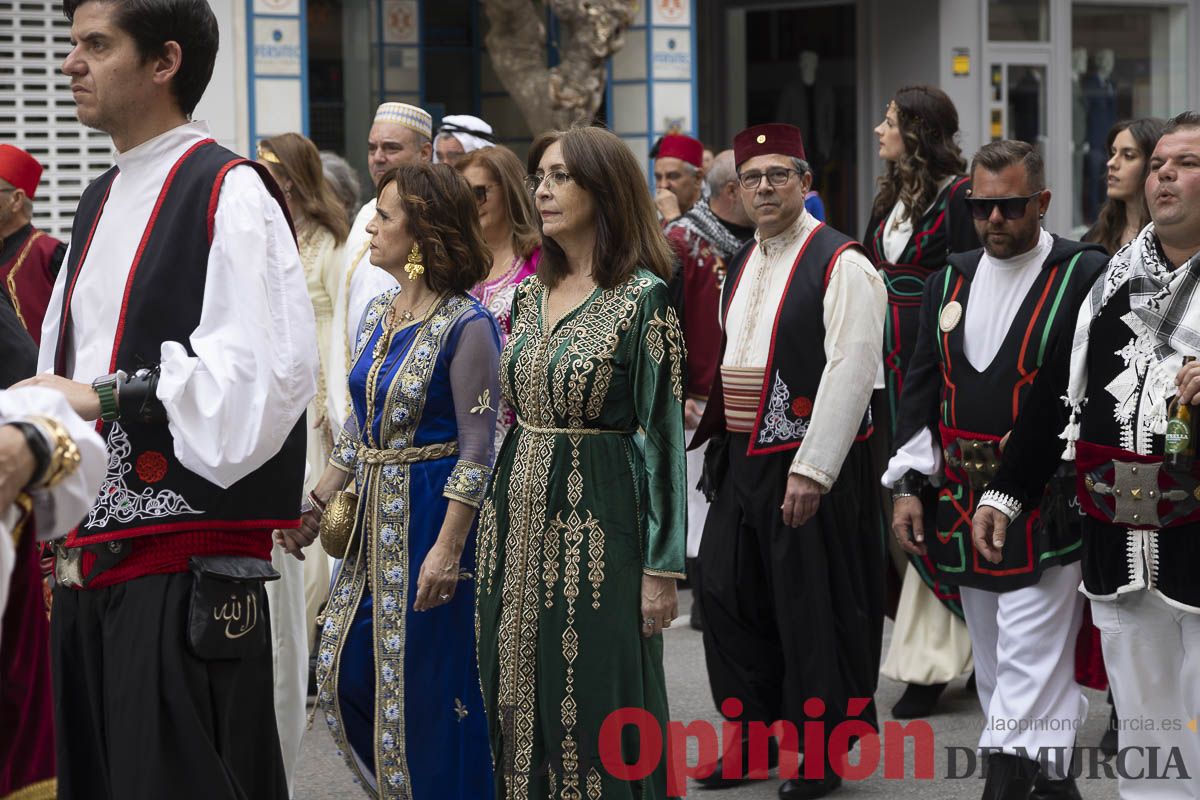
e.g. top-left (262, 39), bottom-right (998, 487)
top-left (51, 572), bottom-right (288, 800)
top-left (697, 435), bottom-right (885, 750)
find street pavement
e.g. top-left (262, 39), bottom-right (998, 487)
top-left (294, 589), bottom-right (1121, 799)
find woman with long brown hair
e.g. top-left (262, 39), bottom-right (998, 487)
top-left (257, 131), bottom-right (351, 789)
top-left (865, 86), bottom-right (979, 720)
top-left (1085, 118), bottom-right (1165, 255)
top-left (476, 126), bottom-right (686, 799)
top-left (302, 163), bottom-right (500, 798)
top-left (455, 146), bottom-right (540, 449)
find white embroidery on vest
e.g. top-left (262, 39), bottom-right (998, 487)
top-left (86, 423), bottom-right (203, 528)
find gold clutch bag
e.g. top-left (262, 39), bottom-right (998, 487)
top-left (319, 490), bottom-right (359, 559)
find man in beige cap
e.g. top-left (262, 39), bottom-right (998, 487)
top-left (328, 102), bottom-right (433, 430)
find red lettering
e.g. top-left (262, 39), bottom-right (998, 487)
top-left (803, 698), bottom-right (826, 779)
top-left (719, 698), bottom-right (743, 779)
top-left (883, 720), bottom-right (936, 779)
top-left (599, 708), bottom-right (662, 782)
top-left (750, 720), bottom-right (800, 779)
top-left (666, 720), bottom-right (718, 796)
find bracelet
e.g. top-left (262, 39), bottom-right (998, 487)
top-left (24, 415), bottom-right (82, 490)
top-left (307, 490), bottom-right (327, 511)
top-left (891, 469), bottom-right (927, 501)
top-left (9, 422), bottom-right (51, 488)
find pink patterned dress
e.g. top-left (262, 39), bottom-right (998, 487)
top-left (470, 247), bottom-right (539, 450)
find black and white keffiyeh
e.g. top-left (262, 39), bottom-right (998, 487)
top-left (1062, 224), bottom-right (1200, 457)
top-left (668, 201), bottom-right (746, 262)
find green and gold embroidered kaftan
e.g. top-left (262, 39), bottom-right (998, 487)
top-left (477, 270), bottom-right (687, 800)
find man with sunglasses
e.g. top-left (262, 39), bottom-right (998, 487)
top-left (975, 112), bottom-right (1200, 799)
top-left (690, 123), bottom-right (886, 799)
top-left (887, 139), bottom-right (1107, 800)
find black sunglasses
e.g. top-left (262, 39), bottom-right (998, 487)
top-left (965, 192), bottom-right (1041, 221)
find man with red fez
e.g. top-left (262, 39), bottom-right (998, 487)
top-left (654, 132), bottom-right (706, 224)
top-left (690, 123), bottom-right (887, 799)
top-left (663, 149), bottom-right (754, 613)
top-left (0, 144), bottom-right (66, 344)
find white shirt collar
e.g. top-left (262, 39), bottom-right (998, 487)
top-left (113, 120), bottom-right (211, 174)
top-left (755, 208), bottom-right (810, 255)
top-left (980, 228), bottom-right (1053, 272)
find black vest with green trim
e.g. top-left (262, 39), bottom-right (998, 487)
top-left (706, 222), bottom-right (871, 457)
top-left (52, 139), bottom-right (307, 547)
top-left (924, 236), bottom-right (1108, 590)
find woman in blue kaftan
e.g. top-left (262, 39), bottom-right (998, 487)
top-left (304, 163), bottom-right (500, 799)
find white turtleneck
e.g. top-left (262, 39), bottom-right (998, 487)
top-left (38, 120), bottom-right (318, 488)
top-left (882, 228), bottom-right (1054, 486)
top-left (722, 209), bottom-right (886, 490)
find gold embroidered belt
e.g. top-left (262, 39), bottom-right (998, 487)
top-left (516, 417), bottom-right (636, 436)
top-left (357, 441), bottom-right (458, 465)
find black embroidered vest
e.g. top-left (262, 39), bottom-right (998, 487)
top-left (697, 223), bottom-right (871, 456)
top-left (923, 237), bottom-right (1107, 590)
top-left (54, 139), bottom-right (307, 546)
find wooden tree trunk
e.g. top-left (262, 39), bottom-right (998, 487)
top-left (483, 0), bottom-right (637, 135)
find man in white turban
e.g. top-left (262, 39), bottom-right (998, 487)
top-left (433, 114), bottom-right (495, 166)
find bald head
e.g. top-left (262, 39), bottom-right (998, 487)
top-left (706, 150), bottom-right (752, 228)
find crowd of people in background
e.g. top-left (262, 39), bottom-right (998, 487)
top-left (2, 2), bottom-right (1200, 800)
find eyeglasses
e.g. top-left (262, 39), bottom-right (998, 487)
top-left (738, 168), bottom-right (802, 190)
top-left (524, 170), bottom-right (573, 194)
top-left (472, 184), bottom-right (498, 205)
top-left (965, 192), bottom-right (1041, 221)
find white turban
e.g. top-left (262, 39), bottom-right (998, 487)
top-left (435, 115), bottom-right (495, 162)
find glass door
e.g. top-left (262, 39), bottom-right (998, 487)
top-left (986, 55), bottom-right (1051, 155)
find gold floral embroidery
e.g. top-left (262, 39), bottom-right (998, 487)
top-left (587, 768), bottom-right (603, 799)
top-left (644, 306), bottom-right (687, 403)
top-left (471, 388), bottom-right (495, 415)
top-left (454, 697), bottom-right (468, 721)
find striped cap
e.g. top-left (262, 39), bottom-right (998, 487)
top-left (373, 103), bottom-right (433, 139)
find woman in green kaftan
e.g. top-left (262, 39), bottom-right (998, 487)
top-left (476, 127), bottom-right (688, 799)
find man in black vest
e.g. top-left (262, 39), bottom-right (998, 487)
top-left (17, 1), bottom-right (318, 797)
top-left (888, 140), bottom-right (1107, 800)
top-left (690, 123), bottom-right (887, 800)
top-left (975, 111), bottom-right (1200, 800)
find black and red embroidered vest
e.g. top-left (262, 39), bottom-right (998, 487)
top-left (54, 139), bottom-right (307, 547)
top-left (692, 223), bottom-right (871, 457)
top-left (921, 237), bottom-right (1107, 590)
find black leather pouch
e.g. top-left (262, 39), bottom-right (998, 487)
top-left (186, 555), bottom-right (279, 660)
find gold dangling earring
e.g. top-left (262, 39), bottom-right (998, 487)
top-left (405, 242), bottom-right (425, 281)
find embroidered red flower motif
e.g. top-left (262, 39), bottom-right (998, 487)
top-left (791, 396), bottom-right (814, 418)
top-left (136, 451), bottom-right (168, 484)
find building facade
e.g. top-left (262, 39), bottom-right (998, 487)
top-left (2, 0), bottom-right (1198, 239)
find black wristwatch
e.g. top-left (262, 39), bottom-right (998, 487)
top-left (9, 421), bottom-right (51, 488)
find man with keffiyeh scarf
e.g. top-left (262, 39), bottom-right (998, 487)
top-left (975, 111), bottom-right (1200, 800)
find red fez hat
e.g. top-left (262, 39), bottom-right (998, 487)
top-left (733, 123), bottom-right (806, 167)
top-left (0, 145), bottom-right (43, 199)
top-left (656, 134), bottom-right (704, 168)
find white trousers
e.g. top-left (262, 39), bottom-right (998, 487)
top-left (960, 563), bottom-right (1087, 779)
top-left (1091, 590), bottom-right (1200, 799)
top-left (268, 542), bottom-right (309, 799)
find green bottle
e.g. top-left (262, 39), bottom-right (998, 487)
top-left (1166, 355), bottom-right (1197, 471)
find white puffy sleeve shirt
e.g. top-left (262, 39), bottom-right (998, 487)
top-left (38, 121), bottom-right (318, 489)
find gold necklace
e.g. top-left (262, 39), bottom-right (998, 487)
top-left (363, 293), bottom-right (445, 446)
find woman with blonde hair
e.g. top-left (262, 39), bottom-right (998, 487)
top-left (455, 146), bottom-right (540, 449)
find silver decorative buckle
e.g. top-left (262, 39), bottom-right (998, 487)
top-left (1089, 461), bottom-right (1186, 527)
top-left (52, 540), bottom-right (84, 588)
